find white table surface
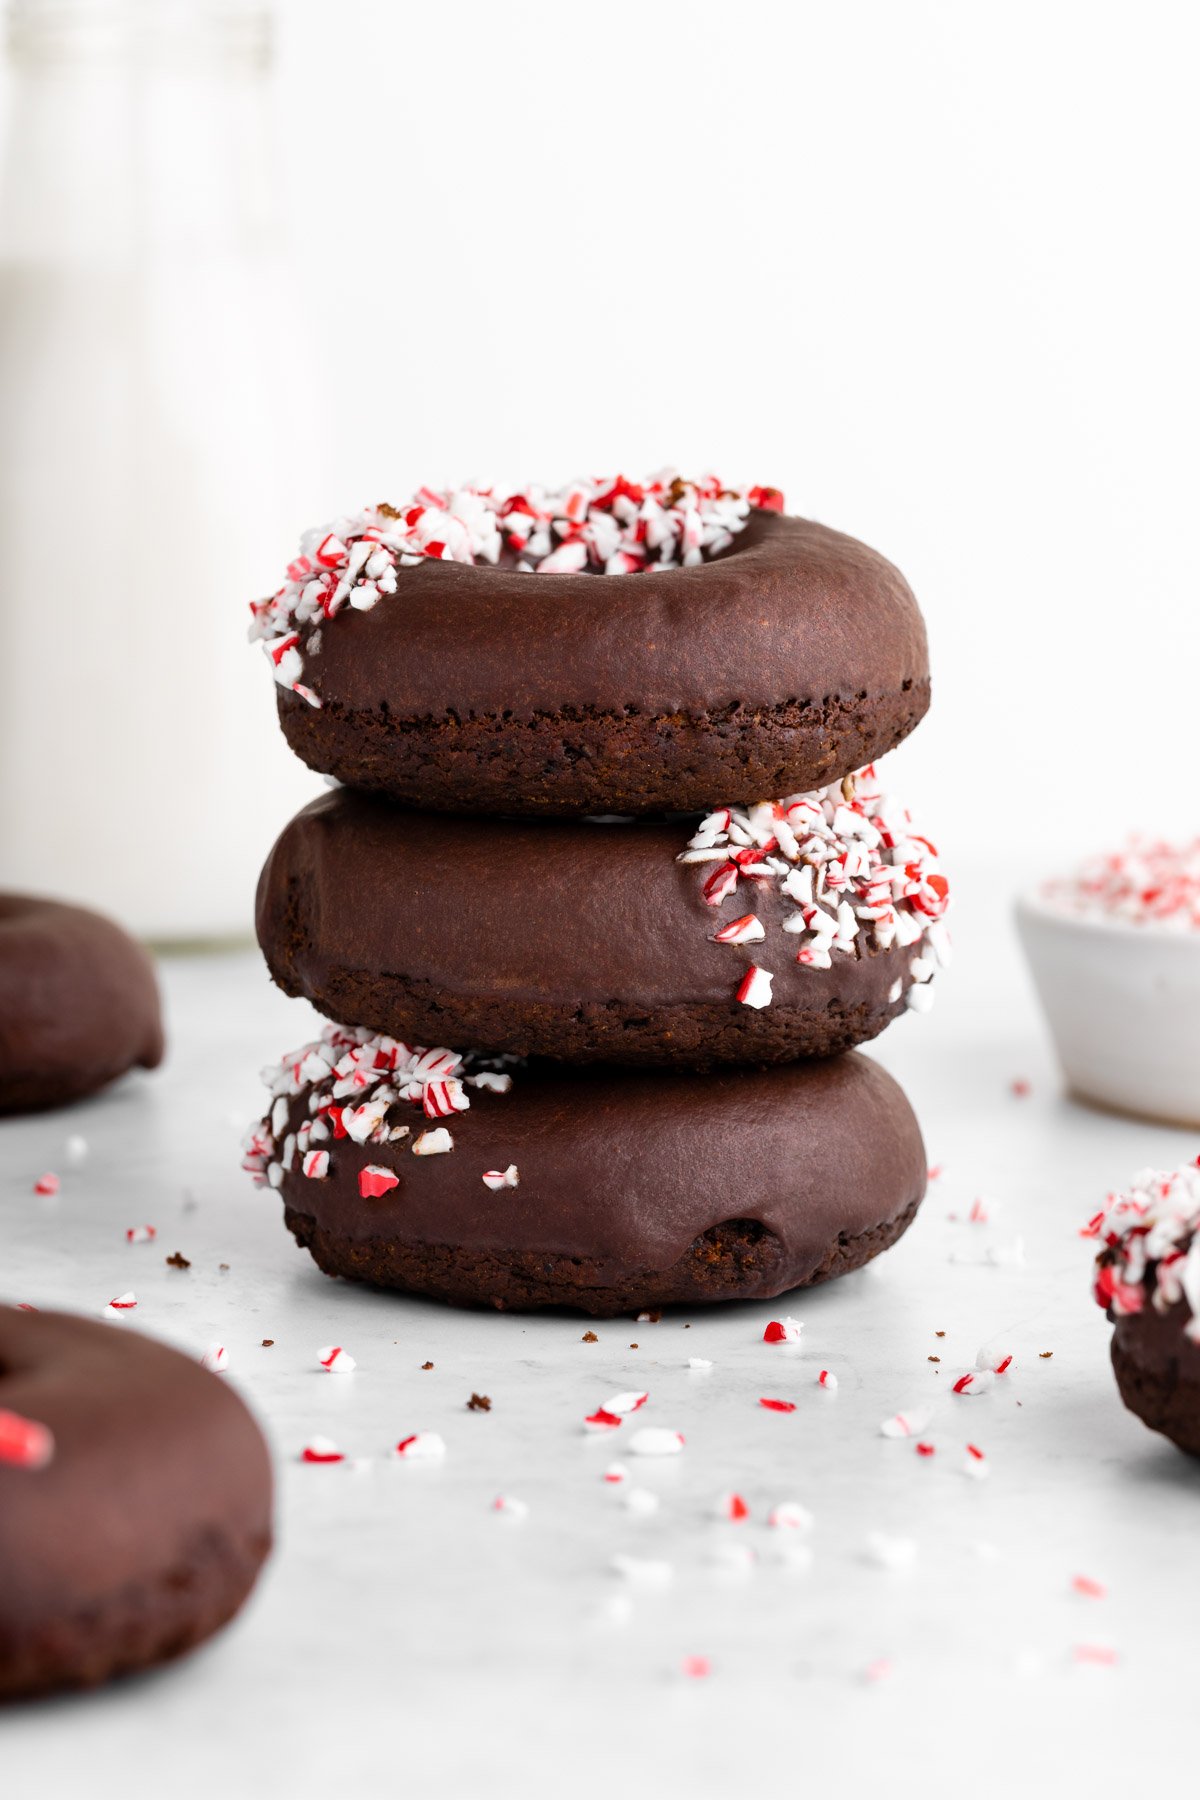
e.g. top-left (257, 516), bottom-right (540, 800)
top-left (4, 877), bottom-right (1198, 1799)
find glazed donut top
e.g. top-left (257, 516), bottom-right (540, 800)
top-left (249, 473), bottom-right (927, 722)
top-left (0, 1307), bottom-right (271, 1623)
top-left (1085, 1159), bottom-right (1200, 1330)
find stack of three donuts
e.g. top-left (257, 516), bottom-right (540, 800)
top-left (246, 476), bottom-right (946, 1314)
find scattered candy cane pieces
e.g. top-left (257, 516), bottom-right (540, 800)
top-left (125, 1225), bottom-right (156, 1245)
top-left (715, 1492), bottom-right (750, 1522)
top-left (602, 1391), bottom-right (648, 1416)
top-left (482, 1164), bottom-right (519, 1190)
top-left (768, 1500), bottom-right (813, 1531)
top-left (879, 1408), bottom-right (931, 1439)
top-left (201, 1344), bottom-right (229, 1374)
top-left (628, 1427), bottom-right (685, 1457)
top-left (33, 1173), bottom-right (59, 1196)
top-left (0, 1408), bottom-right (54, 1470)
top-left (817, 1369), bottom-right (838, 1391)
top-left (584, 1408), bottom-right (623, 1433)
top-left (976, 1347), bottom-right (1013, 1375)
top-left (1072, 1575), bottom-right (1107, 1600)
top-left (762, 1316), bottom-right (803, 1345)
top-left (952, 1371), bottom-right (994, 1397)
top-left (302, 1150), bottom-right (330, 1180)
top-left (712, 914), bottom-right (765, 945)
top-left (301, 1436), bottom-right (344, 1465)
top-left (963, 1444), bottom-right (989, 1479)
top-left (107, 1292), bottom-right (137, 1313)
top-left (759, 1397), bottom-right (796, 1414)
top-left (359, 1164), bottom-right (400, 1198)
top-left (736, 965), bottom-right (774, 1009)
top-left (318, 1345), bottom-right (356, 1375)
top-left (865, 1532), bottom-right (918, 1572)
top-left (394, 1432), bottom-right (446, 1460)
top-left (492, 1495), bottom-right (529, 1522)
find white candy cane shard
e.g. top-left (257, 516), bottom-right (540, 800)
top-left (602, 1391), bottom-right (648, 1416)
top-left (768, 1500), bottom-right (814, 1531)
top-left (492, 1495), bottom-right (529, 1521)
top-left (413, 1128), bottom-right (454, 1157)
top-left (303, 1149), bottom-right (330, 1179)
top-left (628, 1427), bottom-right (685, 1456)
top-left (201, 1344), bottom-right (229, 1373)
top-left (125, 1225), bottom-right (156, 1244)
top-left (318, 1345), bottom-right (356, 1374)
top-left (879, 1408), bottom-right (932, 1439)
top-left (687, 1356), bottom-right (714, 1371)
top-left (394, 1432), bottom-right (446, 1459)
top-left (951, 1371), bottom-right (994, 1396)
top-left (623, 1486), bottom-right (660, 1517)
top-left (762, 1316), bottom-right (803, 1344)
top-left (610, 1553), bottom-right (673, 1587)
top-left (65, 1134), bottom-right (88, 1166)
top-left (865, 1532), bottom-right (918, 1571)
top-left (481, 1164), bottom-right (519, 1190)
top-left (301, 1436), bottom-right (344, 1464)
top-left (107, 1292), bottom-right (137, 1313)
top-left (602, 1462), bottom-right (630, 1485)
top-left (736, 964), bottom-right (774, 1009)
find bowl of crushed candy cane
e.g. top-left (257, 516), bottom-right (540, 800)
top-left (1016, 838), bottom-right (1200, 1127)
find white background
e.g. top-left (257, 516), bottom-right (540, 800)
top-left (259, 0), bottom-right (1199, 875)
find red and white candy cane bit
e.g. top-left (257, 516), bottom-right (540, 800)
top-left (602, 1391), bottom-right (648, 1416)
top-left (201, 1344), bottom-right (229, 1374)
top-left (967, 1197), bottom-right (989, 1224)
top-left (33, 1172), bottom-right (59, 1196)
top-left (736, 965), bottom-right (774, 1009)
top-left (680, 1655), bottom-right (712, 1679)
top-left (767, 1500), bottom-right (813, 1530)
top-left (879, 1408), bottom-right (931, 1438)
top-left (318, 1345), bottom-right (356, 1375)
top-left (125, 1224), bottom-right (156, 1244)
top-left (359, 1164), bottom-right (399, 1198)
top-left (951, 1371), bottom-right (994, 1396)
top-left (584, 1408), bottom-right (623, 1433)
top-left (712, 913), bottom-right (765, 945)
top-left (1072, 1574), bottom-right (1107, 1599)
top-left (817, 1369), bottom-right (838, 1391)
top-left (976, 1348), bottom-right (1013, 1375)
top-left (492, 1494), bottom-right (529, 1521)
top-left (1073, 1644), bottom-right (1118, 1667)
top-left (302, 1149), bottom-right (330, 1180)
top-left (602, 1462), bottom-right (630, 1484)
top-left (394, 1431), bottom-right (446, 1459)
top-left (412, 1128), bottom-right (454, 1157)
top-left (628, 1427), bottom-right (685, 1456)
top-left (0, 1408), bottom-right (55, 1470)
top-left (301, 1436), bottom-right (344, 1464)
top-left (915, 1442), bottom-right (936, 1458)
top-left (759, 1397), bottom-right (796, 1414)
top-left (481, 1164), bottom-right (519, 1190)
top-left (762, 1316), bottom-right (802, 1344)
top-left (108, 1292), bottom-right (137, 1311)
top-left (702, 861), bottom-right (740, 907)
top-left (716, 1493), bottom-right (750, 1522)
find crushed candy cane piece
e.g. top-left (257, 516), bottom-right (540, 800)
top-left (394, 1432), bottom-right (446, 1459)
top-left (359, 1164), bottom-right (399, 1198)
top-left (768, 1500), bottom-right (814, 1531)
top-left (952, 1371), bottom-right (994, 1396)
top-left (412, 1128), bottom-right (453, 1157)
top-left (201, 1344), bottom-right (229, 1373)
top-left (759, 1397), bottom-right (796, 1414)
top-left (0, 1408), bottom-right (54, 1470)
top-left (715, 1493), bottom-right (750, 1522)
top-left (602, 1462), bottom-right (630, 1485)
top-left (65, 1134), bottom-right (88, 1165)
top-left (33, 1172), bottom-right (59, 1196)
top-left (762, 1316), bottom-right (803, 1345)
top-left (711, 913), bottom-right (766, 945)
top-left (736, 965), bottom-right (774, 1009)
top-left (687, 1356), bottom-right (714, 1371)
top-left (302, 1149), bottom-right (330, 1180)
top-left (623, 1486), bottom-right (660, 1517)
top-left (301, 1436), bottom-right (344, 1464)
top-left (680, 1655), bottom-right (712, 1679)
top-left (610, 1553), bottom-right (673, 1587)
top-left (602, 1391), bottom-right (648, 1415)
top-left (125, 1225), bottom-right (156, 1245)
top-left (817, 1369), bottom-right (838, 1390)
top-left (880, 1408), bottom-right (931, 1438)
top-left (107, 1292), bottom-right (137, 1312)
top-left (1074, 1644), bottom-right (1118, 1667)
top-left (915, 1442), bottom-right (936, 1458)
top-left (1089, 1159), bottom-right (1200, 1326)
top-left (865, 1532), bottom-right (918, 1571)
top-left (628, 1427), bottom-right (685, 1456)
top-left (318, 1345), bottom-right (356, 1374)
top-left (492, 1495), bottom-right (529, 1521)
top-left (1042, 837), bottom-right (1200, 934)
top-left (584, 1408), bottom-right (623, 1433)
top-left (963, 1444), bottom-right (989, 1479)
top-left (976, 1347), bottom-right (1013, 1375)
top-left (1072, 1574), bottom-right (1107, 1599)
top-left (482, 1164), bottom-right (519, 1190)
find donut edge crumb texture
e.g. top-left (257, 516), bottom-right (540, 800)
top-left (0, 895), bottom-right (164, 1114)
top-left (0, 1308), bottom-right (271, 1700)
top-left (274, 511), bottom-right (930, 816)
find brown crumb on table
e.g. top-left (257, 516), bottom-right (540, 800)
top-left (219, 1263), bottom-right (230, 1272)
top-left (582, 1331), bottom-right (598, 1343)
top-left (165, 1251), bottom-right (191, 1270)
top-left (928, 1355), bottom-right (940, 1363)
top-left (629, 1343), bottom-right (638, 1350)
top-left (422, 1360), bottom-right (434, 1370)
top-left (467, 1393), bottom-right (491, 1411)
top-left (935, 1330), bottom-right (945, 1338)
top-left (1040, 1351), bottom-right (1053, 1359)
top-left (261, 1339), bottom-right (274, 1348)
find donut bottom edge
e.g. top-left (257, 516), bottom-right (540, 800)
top-left (277, 682), bottom-right (931, 817)
top-left (1111, 1327), bottom-right (1200, 1459)
top-left (0, 1523), bottom-right (271, 1703)
top-left (283, 1196), bottom-right (921, 1318)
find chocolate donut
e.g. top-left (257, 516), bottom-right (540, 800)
top-left (256, 768), bottom-right (949, 1068)
top-left (243, 1023), bottom-right (927, 1315)
top-left (250, 476), bottom-right (930, 816)
top-left (0, 1307), bottom-right (272, 1699)
top-left (0, 895), bottom-right (164, 1114)
top-left (1090, 1160), bottom-right (1200, 1455)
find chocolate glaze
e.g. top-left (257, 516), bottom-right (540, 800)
top-left (273, 1052), bottom-right (926, 1287)
top-left (0, 1307), bottom-right (272, 1695)
top-left (0, 895), bottom-right (165, 1114)
top-left (257, 790), bottom-right (920, 1063)
top-left (293, 510), bottom-right (928, 721)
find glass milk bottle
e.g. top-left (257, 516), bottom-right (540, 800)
top-left (0, 0), bottom-right (322, 940)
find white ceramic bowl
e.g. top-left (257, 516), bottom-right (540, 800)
top-left (1016, 891), bottom-right (1200, 1128)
